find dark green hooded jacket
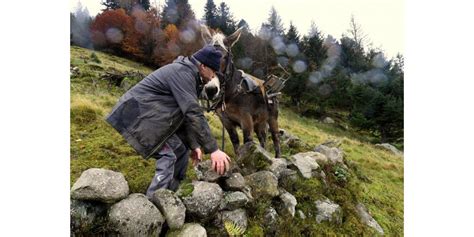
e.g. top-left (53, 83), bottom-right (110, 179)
top-left (106, 56), bottom-right (218, 159)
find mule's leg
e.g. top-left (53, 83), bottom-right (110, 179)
top-left (219, 113), bottom-right (240, 156)
top-left (240, 114), bottom-right (254, 144)
top-left (267, 102), bottom-right (281, 158)
top-left (254, 122), bottom-right (267, 149)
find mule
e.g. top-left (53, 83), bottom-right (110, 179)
top-left (200, 27), bottom-right (281, 158)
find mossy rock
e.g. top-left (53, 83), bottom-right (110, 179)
top-left (236, 142), bottom-right (273, 176)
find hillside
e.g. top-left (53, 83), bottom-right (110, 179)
top-left (70, 46), bottom-right (403, 236)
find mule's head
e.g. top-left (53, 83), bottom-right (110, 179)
top-left (200, 26), bottom-right (243, 100)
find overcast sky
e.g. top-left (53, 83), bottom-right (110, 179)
top-left (70, 0), bottom-right (404, 59)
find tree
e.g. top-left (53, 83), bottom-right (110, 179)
top-left (71, 1), bottom-right (93, 48)
top-left (203, 0), bottom-right (218, 29)
top-left (302, 21), bottom-right (327, 69)
top-left (216, 2), bottom-right (236, 35)
top-left (90, 9), bottom-right (140, 57)
top-left (267, 6), bottom-right (285, 37)
top-left (237, 19), bottom-right (249, 31)
top-left (139, 0), bottom-right (150, 10)
top-left (101, 0), bottom-right (120, 10)
top-left (161, 0), bottom-right (195, 29)
top-left (340, 36), bottom-right (369, 72)
top-left (285, 21), bottom-right (300, 44)
top-left (347, 14), bottom-right (368, 49)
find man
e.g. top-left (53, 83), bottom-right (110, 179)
top-left (106, 45), bottom-right (231, 198)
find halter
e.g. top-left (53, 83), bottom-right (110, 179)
top-left (205, 44), bottom-right (234, 112)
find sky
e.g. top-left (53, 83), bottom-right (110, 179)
top-left (70, 0), bottom-right (404, 59)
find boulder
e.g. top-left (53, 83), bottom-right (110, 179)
top-left (236, 142), bottom-right (273, 175)
top-left (320, 139), bottom-right (342, 148)
top-left (70, 199), bottom-right (108, 235)
top-left (194, 159), bottom-right (232, 182)
top-left (268, 158), bottom-right (288, 179)
top-left (108, 193), bottom-right (164, 236)
top-left (322, 117), bottom-right (335, 124)
top-left (220, 191), bottom-right (250, 211)
top-left (217, 209), bottom-right (248, 233)
top-left (355, 203), bottom-right (384, 235)
top-left (314, 145), bottom-right (344, 164)
top-left (279, 129), bottom-right (303, 149)
top-left (314, 198), bottom-right (343, 224)
top-left (224, 173), bottom-right (246, 191)
top-left (288, 152), bottom-right (321, 179)
top-left (166, 223), bottom-right (207, 237)
top-left (151, 189), bottom-right (186, 230)
top-left (375, 143), bottom-right (403, 157)
top-left (278, 168), bottom-right (298, 191)
top-left (181, 181), bottom-right (223, 219)
top-left (275, 190), bottom-right (297, 217)
top-left (71, 168), bottom-right (129, 203)
top-left (263, 207), bottom-right (279, 235)
top-left (244, 171), bottom-right (279, 199)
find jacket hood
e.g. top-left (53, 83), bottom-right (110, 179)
top-left (173, 56), bottom-right (199, 74)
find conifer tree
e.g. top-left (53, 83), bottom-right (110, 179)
top-left (203, 0), bottom-right (218, 29)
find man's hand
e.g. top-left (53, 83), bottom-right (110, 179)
top-left (210, 149), bottom-right (231, 175)
top-left (191, 148), bottom-right (202, 167)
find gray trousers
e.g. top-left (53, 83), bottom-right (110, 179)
top-left (146, 134), bottom-right (189, 199)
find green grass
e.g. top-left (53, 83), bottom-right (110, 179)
top-left (70, 46), bottom-right (403, 236)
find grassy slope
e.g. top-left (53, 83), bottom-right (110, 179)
top-left (70, 46), bottom-right (403, 236)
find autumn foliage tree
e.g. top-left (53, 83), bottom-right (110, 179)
top-left (90, 9), bottom-right (141, 58)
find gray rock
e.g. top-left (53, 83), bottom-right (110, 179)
top-left (167, 223), bottom-right (207, 237)
top-left (314, 145), bottom-right (344, 164)
top-left (278, 168), bottom-right (298, 190)
top-left (108, 193), bottom-right (164, 236)
top-left (221, 191), bottom-right (249, 210)
top-left (71, 168), bottom-right (129, 203)
top-left (195, 160), bottom-right (232, 182)
top-left (151, 189), bottom-right (186, 230)
top-left (375, 143), bottom-right (403, 157)
top-left (218, 209), bottom-right (248, 233)
top-left (314, 198), bottom-right (343, 224)
top-left (182, 181), bottom-right (224, 219)
top-left (356, 203), bottom-right (384, 235)
top-left (236, 142), bottom-right (273, 175)
top-left (244, 171), bottom-right (279, 199)
top-left (224, 173), bottom-right (246, 191)
top-left (275, 190), bottom-right (297, 217)
top-left (70, 199), bottom-right (108, 235)
top-left (279, 129), bottom-right (303, 149)
top-left (268, 158), bottom-right (288, 179)
top-left (263, 207), bottom-right (279, 235)
top-left (322, 117), bottom-right (335, 124)
top-left (320, 139), bottom-right (342, 148)
top-left (297, 210), bottom-right (306, 219)
top-left (288, 152), bottom-right (321, 179)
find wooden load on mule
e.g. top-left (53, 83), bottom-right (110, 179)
top-left (262, 64), bottom-right (290, 104)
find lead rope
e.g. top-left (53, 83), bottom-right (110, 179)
top-left (220, 46), bottom-right (233, 151)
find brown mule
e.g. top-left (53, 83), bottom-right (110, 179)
top-left (201, 27), bottom-right (281, 158)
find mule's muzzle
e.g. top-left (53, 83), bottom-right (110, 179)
top-left (204, 85), bottom-right (219, 100)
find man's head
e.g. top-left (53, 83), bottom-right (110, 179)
top-left (193, 45), bottom-right (222, 100)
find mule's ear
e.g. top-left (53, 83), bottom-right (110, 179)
top-left (224, 27), bottom-right (243, 48)
top-left (201, 25), bottom-right (212, 45)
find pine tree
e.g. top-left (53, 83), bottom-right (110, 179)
top-left (101, 0), bottom-right (120, 10)
top-left (302, 21), bottom-right (326, 68)
top-left (285, 21), bottom-right (300, 44)
top-left (237, 19), bottom-right (249, 31)
top-left (267, 6), bottom-right (285, 37)
top-left (139, 0), bottom-right (150, 10)
top-left (203, 0), bottom-right (218, 29)
top-left (161, 0), bottom-right (195, 29)
top-left (216, 2), bottom-right (236, 35)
